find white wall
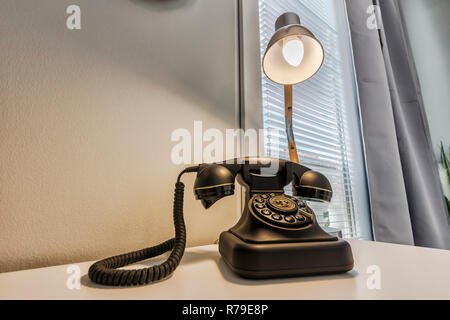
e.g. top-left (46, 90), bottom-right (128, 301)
top-left (399, 0), bottom-right (450, 158)
top-left (0, 0), bottom-right (240, 272)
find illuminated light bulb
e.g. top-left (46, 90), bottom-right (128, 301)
top-left (282, 38), bottom-right (304, 67)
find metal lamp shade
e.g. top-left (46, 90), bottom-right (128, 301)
top-left (262, 16), bottom-right (324, 85)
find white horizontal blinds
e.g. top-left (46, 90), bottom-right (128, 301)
top-left (259, 0), bottom-right (361, 238)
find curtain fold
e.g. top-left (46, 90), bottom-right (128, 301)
top-left (346, 0), bottom-right (450, 249)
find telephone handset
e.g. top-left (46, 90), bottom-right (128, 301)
top-left (89, 158), bottom-right (353, 286)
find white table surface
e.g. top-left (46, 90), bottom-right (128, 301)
top-left (0, 239), bottom-right (449, 300)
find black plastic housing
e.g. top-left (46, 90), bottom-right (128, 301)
top-left (218, 188), bottom-right (354, 278)
top-left (219, 231), bottom-right (354, 278)
top-left (193, 158), bottom-right (354, 279)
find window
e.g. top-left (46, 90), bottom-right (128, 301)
top-left (258, 0), bottom-right (372, 239)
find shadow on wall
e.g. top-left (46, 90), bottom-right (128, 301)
top-left (120, 0), bottom-right (235, 122)
top-left (130, 0), bottom-right (196, 11)
top-left (36, 0), bottom-right (235, 122)
top-left (0, 0), bottom-right (239, 273)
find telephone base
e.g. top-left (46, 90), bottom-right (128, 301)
top-left (218, 231), bottom-right (354, 279)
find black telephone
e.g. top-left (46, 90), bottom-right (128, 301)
top-left (88, 158), bottom-right (353, 286)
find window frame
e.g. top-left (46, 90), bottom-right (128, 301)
top-left (238, 0), bottom-right (373, 240)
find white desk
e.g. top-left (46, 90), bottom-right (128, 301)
top-left (0, 240), bottom-right (449, 299)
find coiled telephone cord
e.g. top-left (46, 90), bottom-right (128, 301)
top-left (88, 167), bottom-right (197, 286)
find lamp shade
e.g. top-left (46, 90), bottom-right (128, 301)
top-left (262, 12), bottom-right (324, 85)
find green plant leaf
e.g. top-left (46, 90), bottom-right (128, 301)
top-left (446, 196), bottom-right (450, 217)
top-left (440, 142), bottom-right (450, 187)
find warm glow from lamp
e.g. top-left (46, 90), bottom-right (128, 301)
top-left (282, 37), bottom-right (304, 67)
top-left (262, 12), bottom-right (324, 85)
top-left (261, 12), bottom-right (325, 164)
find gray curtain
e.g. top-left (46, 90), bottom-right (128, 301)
top-left (346, 0), bottom-right (450, 249)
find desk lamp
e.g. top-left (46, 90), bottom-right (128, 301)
top-left (262, 12), bottom-right (324, 163)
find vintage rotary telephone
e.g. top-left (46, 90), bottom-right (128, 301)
top-left (89, 158), bottom-right (353, 286)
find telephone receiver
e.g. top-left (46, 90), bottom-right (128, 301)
top-left (88, 158), bottom-right (354, 286)
top-left (194, 157), bottom-right (333, 209)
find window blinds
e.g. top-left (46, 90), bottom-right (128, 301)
top-left (258, 0), bottom-right (369, 239)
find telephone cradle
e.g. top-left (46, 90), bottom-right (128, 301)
top-left (88, 158), bottom-right (354, 286)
